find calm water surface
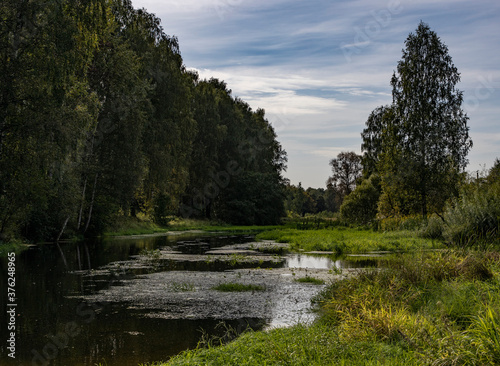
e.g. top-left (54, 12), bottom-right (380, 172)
top-left (0, 234), bottom-right (378, 366)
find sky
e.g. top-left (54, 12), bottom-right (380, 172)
top-left (132, 0), bottom-right (500, 188)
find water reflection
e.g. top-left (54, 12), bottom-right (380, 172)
top-left (0, 234), bottom-right (382, 366)
top-left (286, 254), bottom-right (380, 269)
top-left (0, 234), bottom-right (265, 366)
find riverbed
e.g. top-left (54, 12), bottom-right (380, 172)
top-left (0, 232), bottom-right (373, 366)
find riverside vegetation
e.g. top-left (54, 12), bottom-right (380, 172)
top-left (4, 2), bottom-right (500, 365)
top-left (143, 172), bottom-right (500, 365)
top-left (150, 250), bottom-right (500, 366)
top-left (141, 230), bottom-right (500, 365)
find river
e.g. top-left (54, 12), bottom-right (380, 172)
top-left (0, 232), bottom-right (375, 366)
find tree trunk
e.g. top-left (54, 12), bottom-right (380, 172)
top-left (77, 177), bottom-right (87, 230)
top-left (421, 189), bottom-right (427, 221)
top-left (83, 173), bottom-right (98, 234)
top-left (56, 215), bottom-right (70, 243)
top-left (56, 242), bottom-right (68, 268)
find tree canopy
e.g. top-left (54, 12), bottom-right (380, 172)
top-left (0, 0), bottom-right (287, 242)
top-left (327, 151), bottom-right (362, 201)
top-left (361, 22), bottom-right (472, 219)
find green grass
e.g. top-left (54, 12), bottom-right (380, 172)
top-left (144, 250), bottom-right (500, 366)
top-left (0, 241), bottom-right (29, 257)
top-left (256, 227), bottom-right (443, 254)
top-left (294, 276), bottom-right (325, 285)
top-left (105, 216), bottom-right (280, 237)
top-left (253, 245), bottom-right (289, 255)
top-left (211, 283), bottom-right (266, 292)
top-left (144, 322), bottom-right (419, 366)
top-left (316, 250), bottom-right (500, 365)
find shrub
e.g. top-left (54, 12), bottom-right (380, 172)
top-left (295, 276), bottom-right (325, 285)
top-left (340, 175), bottom-right (381, 225)
top-left (418, 215), bottom-right (444, 239)
top-left (443, 182), bottom-right (500, 247)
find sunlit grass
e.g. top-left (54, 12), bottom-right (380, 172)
top-left (143, 250), bottom-right (500, 366)
top-left (317, 250), bottom-right (500, 364)
top-left (256, 227), bottom-right (443, 254)
top-left (144, 322), bottom-right (418, 366)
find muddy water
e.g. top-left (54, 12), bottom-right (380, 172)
top-left (0, 233), bottom-right (376, 366)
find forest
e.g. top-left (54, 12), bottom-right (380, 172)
top-left (1, 1), bottom-right (498, 249)
top-left (2, 2), bottom-right (500, 365)
top-left (0, 0), bottom-right (287, 243)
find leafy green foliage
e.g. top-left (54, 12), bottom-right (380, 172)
top-left (361, 22), bottom-right (472, 219)
top-left (327, 151), bottom-right (362, 200)
top-left (340, 174), bottom-right (381, 225)
top-left (0, 0), bottom-right (287, 242)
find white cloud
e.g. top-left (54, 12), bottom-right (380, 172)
top-left (132, 0), bottom-right (500, 187)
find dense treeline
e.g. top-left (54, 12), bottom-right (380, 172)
top-left (0, 0), bottom-right (287, 242)
top-left (284, 183), bottom-right (339, 217)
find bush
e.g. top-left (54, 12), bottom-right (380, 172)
top-left (340, 175), bottom-right (380, 225)
top-left (379, 216), bottom-right (425, 232)
top-left (418, 215), bottom-right (444, 239)
top-left (443, 182), bottom-right (500, 247)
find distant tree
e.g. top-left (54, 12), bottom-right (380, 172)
top-left (327, 151), bottom-right (362, 201)
top-left (362, 22), bottom-right (472, 219)
top-left (340, 174), bottom-right (381, 225)
top-left (488, 158), bottom-right (500, 185)
top-left (324, 183), bottom-right (341, 213)
top-left (307, 188), bottom-right (327, 213)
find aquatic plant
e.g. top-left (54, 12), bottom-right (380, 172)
top-left (294, 276), bottom-right (325, 285)
top-left (212, 283), bottom-right (266, 292)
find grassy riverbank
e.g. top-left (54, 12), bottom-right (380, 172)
top-left (0, 241), bottom-right (29, 257)
top-left (105, 216), bottom-right (280, 236)
top-left (256, 227), bottom-right (444, 253)
top-left (144, 249), bottom-right (500, 366)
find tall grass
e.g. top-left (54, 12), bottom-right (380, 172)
top-left (317, 251), bottom-right (500, 365)
top-left (443, 183), bottom-right (500, 247)
top-left (141, 250), bottom-right (500, 366)
top-left (152, 322), bottom-right (419, 366)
